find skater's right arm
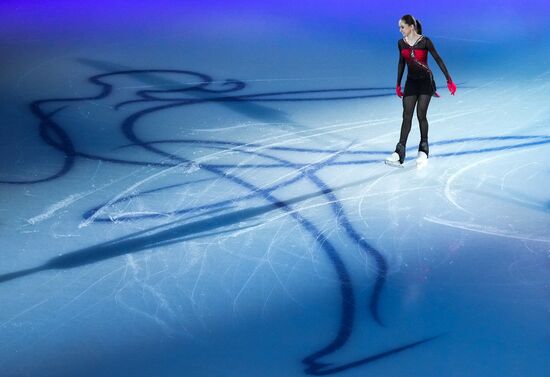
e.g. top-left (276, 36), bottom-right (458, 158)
top-left (397, 40), bottom-right (405, 86)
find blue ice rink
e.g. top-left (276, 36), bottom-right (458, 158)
top-left (1, 1), bottom-right (549, 376)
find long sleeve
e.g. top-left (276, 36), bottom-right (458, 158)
top-left (426, 37), bottom-right (452, 82)
top-left (397, 41), bottom-right (405, 86)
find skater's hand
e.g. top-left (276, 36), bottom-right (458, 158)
top-left (447, 79), bottom-right (457, 95)
top-left (396, 84), bottom-right (403, 98)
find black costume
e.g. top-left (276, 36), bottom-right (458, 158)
top-left (394, 35), bottom-right (451, 162)
top-left (397, 35), bottom-right (451, 96)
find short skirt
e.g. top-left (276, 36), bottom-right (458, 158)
top-left (404, 75), bottom-right (437, 97)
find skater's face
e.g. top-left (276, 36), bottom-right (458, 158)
top-left (398, 20), bottom-right (415, 37)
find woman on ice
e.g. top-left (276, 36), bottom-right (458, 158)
top-left (385, 14), bottom-right (457, 167)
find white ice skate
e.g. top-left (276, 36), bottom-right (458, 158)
top-left (416, 151), bottom-right (428, 166)
top-left (384, 152), bottom-right (404, 168)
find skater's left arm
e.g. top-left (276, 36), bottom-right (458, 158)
top-left (426, 37), bottom-right (452, 82)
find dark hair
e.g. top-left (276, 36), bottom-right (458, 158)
top-left (400, 14), bottom-right (422, 35)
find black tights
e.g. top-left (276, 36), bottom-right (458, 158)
top-left (399, 94), bottom-right (432, 146)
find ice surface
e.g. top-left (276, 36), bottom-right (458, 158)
top-left (1, 1), bottom-right (549, 376)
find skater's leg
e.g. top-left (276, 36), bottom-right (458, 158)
top-left (417, 94), bottom-right (432, 143)
top-left (416, 94), bottom-right (432, 164)
top-left (398, 94), bottom-right (418, 146)
top-left (386, 94), bottom-right (418, 166)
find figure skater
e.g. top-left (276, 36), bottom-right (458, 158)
top-left (385, 14), bottom-right (457, 167)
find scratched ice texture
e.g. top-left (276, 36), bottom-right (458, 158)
top-left (1, 1), bottom-right (549, 376)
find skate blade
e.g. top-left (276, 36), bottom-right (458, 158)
top-left (416, 158), bottom-right (428, 167)
top-left (384, 160), bottom-right (404, 168)
top-left (416, 161), bottom-right (428, 171)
